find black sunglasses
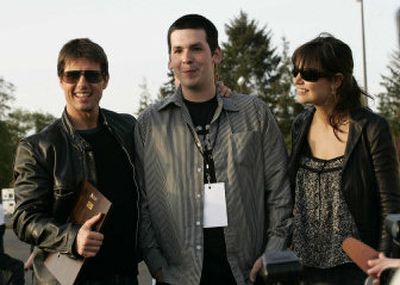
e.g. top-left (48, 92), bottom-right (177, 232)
top-left (292, 67), bottom-right (330, 82)
top-left (61, 70), bottom-right (104, 84)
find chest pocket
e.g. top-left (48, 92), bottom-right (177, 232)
top-left (231, 131), bottom-right (261, 168)
top-left (53, 184), bottom-right (78, 222)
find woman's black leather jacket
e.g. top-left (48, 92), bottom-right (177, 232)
top-left (289, 107), bottom-right (400, 253)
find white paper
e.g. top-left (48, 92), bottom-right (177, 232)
top-left (203, 182), bottom-right (228, 228)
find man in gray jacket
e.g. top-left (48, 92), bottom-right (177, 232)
top-left (136, 14), bottom-right (292, 285)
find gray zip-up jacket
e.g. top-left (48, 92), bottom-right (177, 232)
top-left (136, 89), bottom-right (293, 285)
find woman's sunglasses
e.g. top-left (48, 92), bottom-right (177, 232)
top-left (61, 70), bottom-right (104, 84)
top-left (291, 67), bottom-right (330, 82)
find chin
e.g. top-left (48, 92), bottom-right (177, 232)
top-left (295, 96), bottom-right (307, 105)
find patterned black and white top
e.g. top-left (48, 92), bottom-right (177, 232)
top-left (292, 152), bottom-right (359, 268)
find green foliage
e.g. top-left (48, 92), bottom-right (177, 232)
top-left (218, 10), bottom-right (281, 104)
top-left (268, 37), bottom-right (303, 149)
top-left (378, 50), bottom-right (400, 137)
top-left (0, 120), bottom-right (15, 189)
top-left (7, 109), bottom-right (56, 136)
top-left (0, 78), bottom-right (15, 119)
top-left (219, 12), bottom-right (302, 148)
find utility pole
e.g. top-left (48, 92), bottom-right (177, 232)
top-left (358, 0), bottom-right (368, 94)
top-left (397, 8), bottom-right (400, 48)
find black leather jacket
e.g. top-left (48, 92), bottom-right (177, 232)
top-left (12, 108), bottom-right (140, 284)
top-left (289, 107), bottom-right (400, 253)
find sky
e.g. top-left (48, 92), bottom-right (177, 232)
top-left (1, 0), bottom-right (399, 117)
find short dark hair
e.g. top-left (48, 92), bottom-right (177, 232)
top-left (167, 14), bottom-right (219, 54)
top-left (57, 38), bottom-right (109, 77)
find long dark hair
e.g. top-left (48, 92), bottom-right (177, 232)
top-left (292, 33), bottom-right (368, 137)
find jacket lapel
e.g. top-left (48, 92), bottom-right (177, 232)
top-left (343, 108), bottom-right (368, 170)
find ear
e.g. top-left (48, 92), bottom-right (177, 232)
top-left (331, 73), bottom-right (344, 93)
top-left (212, 47), bottom-right (222, 65)
top-left (102, 75), bottom-right (109, 90)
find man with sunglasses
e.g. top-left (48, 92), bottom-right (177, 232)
top-left (12, 38), bottom-right (140, 285)
top-left (136, 14), bottom-right (292, 285)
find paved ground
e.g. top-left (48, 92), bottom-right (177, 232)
top-left (4, 221), bottom-right (153, 285)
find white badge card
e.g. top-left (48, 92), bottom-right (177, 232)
top-left (203, 182), bottom-right (228, 228)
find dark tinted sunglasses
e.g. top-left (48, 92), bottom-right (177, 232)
top-left (61, 70), bottom-right (104, 84)
top-left (292, 67), bottom-right (330, 82)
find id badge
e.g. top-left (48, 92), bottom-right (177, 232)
top-left (203, 182), bottom-right (228, 228)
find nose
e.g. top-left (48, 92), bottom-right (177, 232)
top-left (76, 73), bottom-right (90, 87)
top-left (293, 73), bottom-right (303, 85)
top-left (182, 49), bottom-right (193, 64)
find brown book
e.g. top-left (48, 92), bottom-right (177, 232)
top-left (44, 181), bottom-right (111, 285)
top-left (342, 237), bottom-right (379, 273)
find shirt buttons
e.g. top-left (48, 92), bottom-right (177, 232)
top-left (196, 245), bottom-right (202, 250)
top-left (196, 221), bottom-right (201, 226)
top-left (197, 167), bottom-right (202, 172)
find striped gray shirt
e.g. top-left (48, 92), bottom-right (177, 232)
top-left (136, 88), bottom-right (292, 285)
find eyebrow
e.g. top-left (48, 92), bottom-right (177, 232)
top-left (172, 42), bottom-right (205, 50)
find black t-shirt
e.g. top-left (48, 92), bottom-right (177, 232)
top-left (184, 96), bottom-right (236, 285)
top-left (77, 124), bottom-right (138, 280)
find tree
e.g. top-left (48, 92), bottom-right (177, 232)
top-left (0, 77), bottom-right (16, 189)
top-left (0, 119), bottom-right (15, 189)
top-left (158, 70), bottom-right (176, 99)
top-left (7, 109), bottom-right (56, 137)
top-left (219, 12), bottom-right (302, 148)
top-left (0, 77), bottom-right (15, 119)
top-left (378, 50), bottom-right (400, 137)
top-left (269, 37), bottom-right (303, 148)
top-left (136, 77), bottom-right (153, 115)
top-left (0, 77), bottom-right (56, 188)
top-left (218, 10), bottom-right (281, 106)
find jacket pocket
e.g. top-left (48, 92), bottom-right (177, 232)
top-left (231, 131), bottom-right (260, 168)
top-left (52, 186), bottom-right (76, 222)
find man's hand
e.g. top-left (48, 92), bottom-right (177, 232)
top-left (367, 252), bottom-right (400, 278)
top-left (249, 257), bottom-right (263, 283)
top-left (75, 213), bottom-right (104, 258)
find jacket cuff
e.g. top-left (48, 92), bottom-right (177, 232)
top-left (143, 247), bottom-right (166, 276)
top-left (264, 236), bottom-right (287, 253)
top-left (67, 224), bottom-right (81, 258)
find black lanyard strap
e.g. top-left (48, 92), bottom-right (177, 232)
top-left (187, 115), bottom-right (221, 160)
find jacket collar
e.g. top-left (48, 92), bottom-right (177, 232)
top-left (157, 86), bottom-right (240, 113)
top-left (291, 106), bottom-right (368, 167)
top-left (61, 108), bottom-right (109, 151)
top-left (343, 107), bottom-right (368, 167)
top-left (291, 107), bottom-right (314, 158)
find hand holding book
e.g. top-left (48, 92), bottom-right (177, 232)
top-left (44, 181), bottom-right (112, 285)
top-left (75, 213), bottom-right (104, 258)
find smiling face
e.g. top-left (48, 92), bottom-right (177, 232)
top-left (59, 58), bottom-right (108, 126)
top-left (292, 60), bottom-right (344, 109)
top-left (168, 29), bottom-right (221, 96)
top-left (293, 64), bottom-right (334, 107)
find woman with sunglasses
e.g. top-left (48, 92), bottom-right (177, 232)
top-left (288, 34), bottom-right (400, 284)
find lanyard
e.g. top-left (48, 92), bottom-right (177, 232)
top-left (187, 116), bottom-right (221, 184)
